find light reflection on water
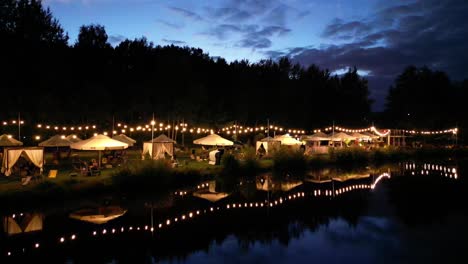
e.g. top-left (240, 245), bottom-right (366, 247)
top-left (1, 161), bottom-right (467, 263)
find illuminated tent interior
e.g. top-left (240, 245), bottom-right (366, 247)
top-left (142, 134), bottom-right (175, 160)
top-left (255, 136), bottom-right (281, 155)
top-left (1, 147), bottom-right (44, 176)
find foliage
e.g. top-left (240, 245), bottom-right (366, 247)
top-left (272, 146), bottom-right (307, 176)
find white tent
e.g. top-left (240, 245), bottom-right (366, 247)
top-left (193, 134), bottom-right (233, 146)
top-left (66, 134), bottom-right (82, 143)
top-left (39, 135), bottom-right (72, 147)
top-left (142, 134), bottom-right (176, 160)
top-left (351, 132), bottom-right (371, 141)
top-left (0, 134), bottom-right (23, 147)
top-left (71, 134), bottom-right (128, 167)
top-left (256, 137), bottom-right (281, 155)
top-left (362, 131), bottom-right (380, 139)
top-left (273, 134), bottom-right (303, 145)
top-left (301, 132), bottom-right (331, 141)
top-left (329, 132), bottom-right (356, 141)
top-left (112, 134), bottom-right (136, 147)
top-left (1, 147), bottom-right (44, 176)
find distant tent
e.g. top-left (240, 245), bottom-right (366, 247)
top-left (66, 134), bottom-right (82, 143)
top-left (255, 137), bottom-right (281, 155)
top-left (193, 134), bottom-right (233, 146)
top-left (301, 132), bottom-right (331, 141)
top-left (39, 135), bottom-right (72, 147)
top-left (70, 135), bottom-right (128, 167)
top-left (273, 134), bottom-right (303, 145)
top-left (0, 134), bottom-right (23, 147)
top-left (112, 134), bottom-right (137, 147)
top-left (142, 134), bottom-right (175, 160)
top-left (329, 132), bottom-right (356, 141)
top-left (351, 132), bottom-right (371, 141)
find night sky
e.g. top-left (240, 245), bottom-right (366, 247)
top-left (44, 0), bottom-right (468, 111)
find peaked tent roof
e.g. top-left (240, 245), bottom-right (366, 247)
top-left (259, 136), bottom-right (281, 142)
top-left (329, 132), bottom-right (356, 141)
top-left (66, 134), bottom-right (82, 143)
top-left (193, 134), bottom-right (233, 146)
top-left (146, 134), bottom-right (176, 143)
top-left (39, 135), bottom-right (73, 147)
top-left (0, 134), bottom-right (23, 147)
top-left (301, 132), bottom-right (331, 141)
top-left (113, 134), bottom-right (137, 146)
top-left (351, 132), bottom-right (371, 140)
top-left (273, 134), bottom-right (303, 145)
top-left (70, 135), bottom-right (128, 150)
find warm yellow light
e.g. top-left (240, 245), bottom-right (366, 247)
top-left (61, 135), bottom-right (66, 139)
top-left (150, 120), bottom-right (155, 126)
top-left (103, 132), bottom-right (108, 136)
top-left (37, 124), bottom-right (42, 128)
top-left (35, 136), bottom-right (41, 140)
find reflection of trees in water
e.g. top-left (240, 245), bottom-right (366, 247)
top-left (387, 175), bottom-right (466, 227)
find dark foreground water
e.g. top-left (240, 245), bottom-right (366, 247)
top-left (1, 161), bottom-right (468, 263)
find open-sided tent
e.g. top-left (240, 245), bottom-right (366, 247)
top-left (0, 134), bottom-right (23, 147)
top-left (273, 134), bottom-right (303, 145)
top-left (256, 136), bottom-right (281, 155)
top-left (193, 134), bottom-right (233, 146)
top-left (71, 134), bottom-right (128, 167)
top-left (301, 132), bottom-right (331, 142)
top-left (142, 134), bottom-right (176, 160)
top-left (39, 135), bottom-right (72, 147)
top-left (66, 134), bottom-right (82, 143)
top-left (1, 147), bottom-right (44, 176)
top-left (112, 134), bottom-right (136, 147)
top-left (351, 132), bottom-right (371, 141)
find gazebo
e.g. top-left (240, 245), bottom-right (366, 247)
top-left (255, 136), bottom-right (281, 155)
top-left (0, 134), bottom-right (23, 148)
top-left (142, 134), bottom-right (176, 160)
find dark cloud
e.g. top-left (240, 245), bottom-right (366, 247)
top-left (267, 0), bottom-right (468, 111)
top-left (322, 19), bottom-right (372, 39)
top-left (156, 19), bottom-right (183, 29)
top-left (168, 6), bottom-right (203, 21)
top-left (161, 38), bottom-right (187, 45)
top-left (239, 37), bottom-right (271, 49)
top-left (108, 34), bottom-right (126, 45)
top-left (205, 23), bottom-right (290, 49)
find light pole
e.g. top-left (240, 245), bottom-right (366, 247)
top-left (151, 119), bottom-right (156, 158)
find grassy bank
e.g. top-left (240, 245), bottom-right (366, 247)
top-left (0, 146), bottom-right (466, 210)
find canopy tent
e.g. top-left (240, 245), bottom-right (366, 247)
top-left (70, 134), bottom-right (128, 167)
top-left (329, 132), bottom-right (356, 141)
top-left (39, 135), bottom-right (72, 147)
top-left (3, 213), bottom-right (44, 236)
top-left (0, 134), bottom-right (23, 147)
top-left (273, 134), bottom-right (303, 145)
top-left (351, 132), bottom-right (372, 141)
top-left (256, 137), bottom-right (281, 155)
top-left (142, 134), bottom-right (176, 160)
top-left (193, 134), bottom-right (233, 146)
top-left (301, 132), bottom-right (331, 141)
top-left (1, 147), bottom-right (44, 176)
top-left (112, 134), bottom-right (137, 147)
top-left (66, 134), bottom-right (82, 143)
top-left (361, 131), bottom-right (380, 139)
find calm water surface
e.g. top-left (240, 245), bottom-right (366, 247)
top-left (1, 161), bottom-right (467, 263)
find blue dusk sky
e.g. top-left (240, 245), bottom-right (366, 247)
top-left (44, 0), bottom-right (468, 111)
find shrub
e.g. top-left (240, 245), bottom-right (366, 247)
top-left (272, 146), bottom-right (307, 176)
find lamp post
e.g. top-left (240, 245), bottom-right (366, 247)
top-left (151, 119), bottom-right (156, 158)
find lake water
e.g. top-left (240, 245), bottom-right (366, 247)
top-left (1, 161), bottom-right (468, 263)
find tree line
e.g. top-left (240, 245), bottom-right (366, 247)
top-left (1, 0), bottom-right (466, 133)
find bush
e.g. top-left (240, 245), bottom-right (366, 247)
top-left (272, 146), bottom-right (307, 176)
top-left (241, 146), bottom-right (260, 177)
